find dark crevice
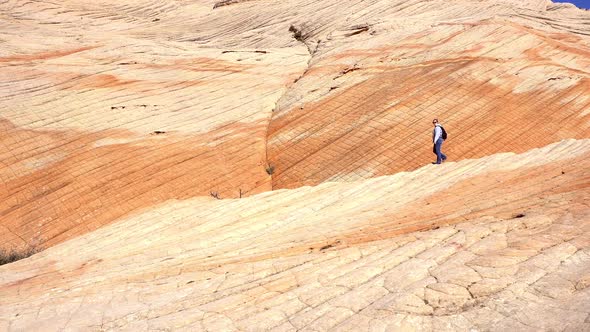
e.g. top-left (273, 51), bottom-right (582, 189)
top-left (345, 24), bottom-right (370, 37)
top-left (263, 24), bottom-right (316, 191)
top-left (222, 50), bottom-right (268, 54)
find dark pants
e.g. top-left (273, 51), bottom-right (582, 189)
top-left (433, 138), bottom-right (447, 164)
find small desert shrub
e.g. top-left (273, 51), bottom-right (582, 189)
top-left (265, 164), bottom-right (275, 175)
top-left (289, 25), bottom-right (304, 42)
top-left (0, 246), bottom-right (39, 266)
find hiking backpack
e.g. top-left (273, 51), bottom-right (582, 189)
top-left (441, 126), bottom-right (447, 140)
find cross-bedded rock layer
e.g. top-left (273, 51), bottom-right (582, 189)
top-left (0, 0), bottom-right (313, 249)
top-left (266, 1), bottom-right (590, 189)
top-left (1, 0), bottom-right (590, 329)
top-left (1, 139), bottom-right (589, 331)
top-left (4, 0), bottom-right (589, 249)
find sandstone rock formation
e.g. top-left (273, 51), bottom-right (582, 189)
top-left (0, 0), bottom-right (311, 249)
top-left (2, 0), bottom-right (589, 250)
top-left (266, 1), bottom-right (590, 189)
top-left (1, 0), bottom-right (590, 330)
top-left (1, 139), bottom-right (590, 330)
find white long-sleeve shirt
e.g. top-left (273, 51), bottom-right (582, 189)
top-left (433, 124), bottom-right (443, 144)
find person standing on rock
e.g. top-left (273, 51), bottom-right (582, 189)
top-left (432, 118), bottom-right (447, 164)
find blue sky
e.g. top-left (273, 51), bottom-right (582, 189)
top-left (553, 0), bottom-right (590, 9)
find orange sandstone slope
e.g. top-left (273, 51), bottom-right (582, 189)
top-left (0, 0), bottom-right (312, 249)
top-left (0, 0), bottom-right (589, 250)
top-left (1, 139), bottom-right (589, 331)
top-left (266, 1), bottom-right (590, 189)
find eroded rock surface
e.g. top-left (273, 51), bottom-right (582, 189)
top-left (1, 139), bottom-right (590, 331)
top-left (0, 0), bottom-right (312, 249)
top-left (266, 0), bottom-right (590, 189)
top-left (1, 0), bottom-right (590, 330)
top-left (3, 0), bottom-right (588, 249)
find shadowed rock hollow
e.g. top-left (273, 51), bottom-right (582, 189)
top-left (1, 0), bottom-right (590, 330)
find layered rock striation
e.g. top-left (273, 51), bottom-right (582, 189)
top-left (266, 0), bottom-right (590, 189)
top-left (0, 0), bottom-right (312, 249)
top-left (1, 0), bottom-right (590, 330)
top-left (1, 139), bottom-right (590, 330)
top-left (3, 0), bottom-right (588, 249)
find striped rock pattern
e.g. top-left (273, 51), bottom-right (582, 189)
top-left (1, 139), bottom-right (589, 331)
top-left (1, 0), bottom-right (590, 329)
top-left (266, 0), bottom-right (590, 189)
top-left (0, 0), bottom-right (312, 249)
top-left (1, 0), bottom-right (590, 250)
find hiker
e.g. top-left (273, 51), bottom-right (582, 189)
top-left (432, 118), bottom-right (447, 164)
